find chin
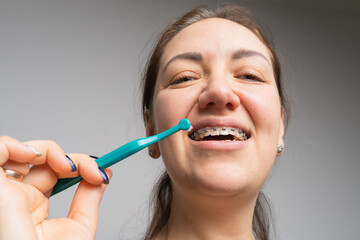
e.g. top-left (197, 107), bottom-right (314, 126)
top-left (190, 162), bottom-right (258, 197)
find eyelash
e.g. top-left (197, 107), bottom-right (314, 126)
top-left (169, 71), bottom-right (265, 85)
top-left (170, 75), bottom-right (196, 85)
top-left (235, 72), bottom-right (265, 83)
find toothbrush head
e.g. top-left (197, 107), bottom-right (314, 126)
top-left (179, 119), bottom-right (192, 131)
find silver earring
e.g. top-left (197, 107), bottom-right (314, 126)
top-left (149, 149), bottom-right (155, 157)
top-left (277, 145), bottom-right (284, 154)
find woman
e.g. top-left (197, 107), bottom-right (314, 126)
top-left (0, 4), bottom-right (287, 240)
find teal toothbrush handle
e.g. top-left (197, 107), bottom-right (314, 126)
top-left (51, 119), bottom-right (191, 196)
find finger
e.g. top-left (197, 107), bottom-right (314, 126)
top-left (23, 142), bottom-right (103, 183)
top-left (0, 136), bottom-right (41, 165)
top-left (2, 161), bottom-right (30, 176)
top-left (67, 168), bottom-right (112, 233)
top-left (22, 154), bottom-right (105, 194)
top-left (0, 168), bottom-right (16, 202)
top-left (0, 169), bottom-right (37, 239)
top-left (23, 140), bottom-right (75, 174)
top-left (64, 154), bottom-right (105, 185)
top-left (22, 165), bottom-right (58, 193)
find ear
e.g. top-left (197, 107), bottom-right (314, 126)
top-left (277, 108), bottom-right (285, 156)
top-left (145, 110), bottom-right (161, 159)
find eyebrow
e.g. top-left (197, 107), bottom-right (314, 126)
top-left (232, 49), bottom-right (271, 65)
top-left (162, 49), bottom-right (270, 74)
top-left (162, 52), bottom-right (202, 74)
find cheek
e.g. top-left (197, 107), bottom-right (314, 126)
top-left (238, 86), bottom-right (281, 165)
top-left (152, 88), bottom-right (199, 132)
top-left (152, 87), bottom-right (203, 175)
top-left (239, 86), bottom-right (281, 134)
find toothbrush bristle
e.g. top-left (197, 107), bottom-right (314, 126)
top-left (186, 125), bottom-right (193, 132)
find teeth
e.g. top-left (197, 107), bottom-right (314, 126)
top-left (190, 127), bottom-right (249, 141)
top-left (211, 127), bottom-right (220, 136)
top-left (204, 128), bottom-right (211, 137)
top-left (220, 127), bottom-right (229, 135)
top-left (198, 130), bottom-right (205, 139)
top-left (234, 130), bottom-right (241, 139)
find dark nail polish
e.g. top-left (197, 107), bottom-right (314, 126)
top-left (66, 155), bottom-right (77, 172)
top-left (89, 155), bottom-right (99, 159)
top-left (98, 167), bottom-right (109, 184)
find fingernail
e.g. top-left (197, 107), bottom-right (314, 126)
top-left (66, 155), bottom-right (77, 172)
top-left (89, 155), bottom-right (99, 160)
top-left (26, 145), bottom-right (42, 157)
top-left (98, 167), bottom-right (109, 184)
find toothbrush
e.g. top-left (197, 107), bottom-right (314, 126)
top-left (50, 119), bottom-right (191, 196)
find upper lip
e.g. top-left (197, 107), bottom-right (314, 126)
top-left (187, 117), bottom-right (251, 137)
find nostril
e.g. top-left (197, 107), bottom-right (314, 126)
top-left (206, 102), bottom-right (216, 108)
top-left (226, 102), bottom-right (235, 109)
top-left (206, 102), bottom-right (235, 110)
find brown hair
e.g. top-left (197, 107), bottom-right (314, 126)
top-left (141, 4), bottom-right (288, 240)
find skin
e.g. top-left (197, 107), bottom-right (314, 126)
top-left (146, 18), bottom-right (284, 239)
top-left (0, 136), bottom-right (112, 239)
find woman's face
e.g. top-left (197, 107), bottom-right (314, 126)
top-left (147, 18), bottom-right (284, 197)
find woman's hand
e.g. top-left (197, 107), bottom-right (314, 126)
top-left (0, 136), bottom-right (112, 240)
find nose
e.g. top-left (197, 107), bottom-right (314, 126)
top-left (198, 76), bottom-right (240, 110)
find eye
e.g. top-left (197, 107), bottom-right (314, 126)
top-left (235, 72), bottom-right (265, 83)
top-left (170, 75), bottom-right (196, 85)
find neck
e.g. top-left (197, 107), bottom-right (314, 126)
top-left (158, 187), bottom-right (258, 240)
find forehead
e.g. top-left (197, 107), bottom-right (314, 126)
top-left (161, 18), bottom-right (272, 66)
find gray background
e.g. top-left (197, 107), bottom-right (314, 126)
top-left (1, 0), bottom-right (359, 239)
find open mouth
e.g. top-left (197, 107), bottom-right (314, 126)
top-left (189, 127), bottom-right (250, 141)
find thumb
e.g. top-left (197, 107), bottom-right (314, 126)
top-left (67, 168), bottom-right (112, 235)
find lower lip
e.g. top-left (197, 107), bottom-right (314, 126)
top-left (188, 138), bottom-right (250, 151)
